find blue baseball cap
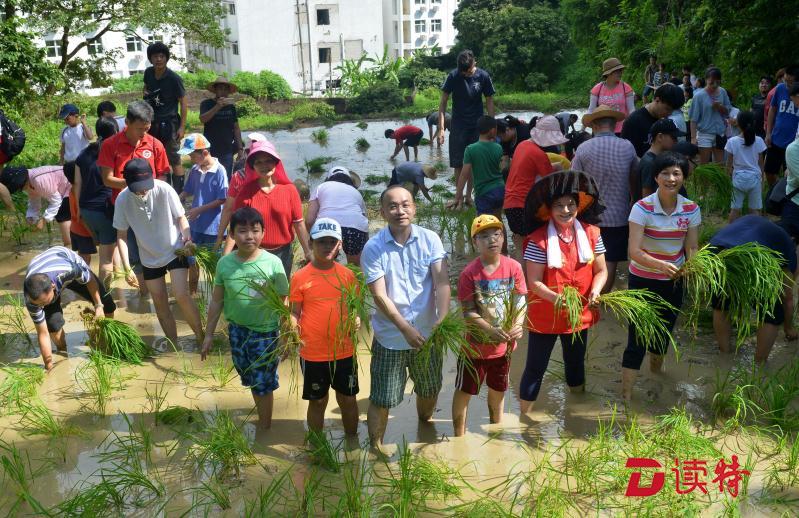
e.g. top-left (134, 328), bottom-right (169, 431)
top-left (58, 103), bottom-right (79, 119)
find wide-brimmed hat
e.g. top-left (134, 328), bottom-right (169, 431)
top-left (246, 139), bottom-right (282, 168)
top-left (325, 165), bottom-right (362, 189)
top-left (524, 170), bottom-right (605, 232)
top-left (582, 105), bottom-right (626, 127)
top-left (529, 116), bottom-right (569, 148)
top-left (421, 165), bottom-right (438, 180)
top-left (602, 58), bottom-right (625, 77)
top-left (207, 76), bottom-right (238, 94)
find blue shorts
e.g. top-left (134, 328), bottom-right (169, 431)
top-left (228, 323), bottom-right (280, 396)
top-left (475, 185), bottom-right (505, 215)
top-left (80, 208), bottom-right (116, 245)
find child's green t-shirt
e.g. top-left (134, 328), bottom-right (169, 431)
top-left (463, 140), bottom-right (504, 197)
top-left (213, 250), bottom-right (288, 333)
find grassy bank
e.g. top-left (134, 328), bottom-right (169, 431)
top-left (12, 89), bottom-right (586, 168)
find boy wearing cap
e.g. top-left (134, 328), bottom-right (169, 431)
top-left (113, 158), bottom-right (204, 348)
top-left (388, 161), bottom-right (437, 202)
top-left (201, 207), bottom-right (287, 430)
top-left (289, 218), bottom-right (360, 435)
top-left (453, 215), bottom-right (526, 436)
top-left (59, 104), bottom-right (93, 167)
top-left (178, 133), bottom-right (229, 293)
top-left (633, 118), bottom-right (684, 201)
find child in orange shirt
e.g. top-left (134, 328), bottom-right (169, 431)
top-left (289, 218), bottom-right (360, 434)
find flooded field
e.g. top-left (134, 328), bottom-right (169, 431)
top-left (1, 114), bottom-right (798, 516)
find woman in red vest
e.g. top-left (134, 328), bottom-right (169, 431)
top-left (519, 171), bottom-right (608, 415)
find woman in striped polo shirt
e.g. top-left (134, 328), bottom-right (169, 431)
top-left (621, 151), bottom-right (701, 401)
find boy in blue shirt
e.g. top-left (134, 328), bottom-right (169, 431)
top-left (178, 133), bottom-right (228, 293)
top-left (765, 64), bottom-right (799, 186)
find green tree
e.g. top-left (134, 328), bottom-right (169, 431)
top-left (0, 19), bottom-right (62, 106)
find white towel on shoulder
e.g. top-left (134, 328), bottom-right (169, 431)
top-left (546, 219), bottom-right (594, 269)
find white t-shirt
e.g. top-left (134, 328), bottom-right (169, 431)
top-left (310, 181), bottom-right (368, 232)
top-left (724, 135), bottom-right (767, 178)
top-left (60, 125), bottom-right (90, 162)
top-left (112, 180), bottom-right (185, 268)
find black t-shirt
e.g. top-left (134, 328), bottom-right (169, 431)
top-left (751, 93), bottom-right (767, 136)
top-left (441, 68), bottom-right (496, 129)
top-left (200, 99), bottom-right (239, 155)
top-left (75, 145), bottom-right (111, 211)
top-left (621, 107), bottom-right (659, 157)
top-left (143, 67), bottom-right (186, 120)
top-left (711, 215), bottom-right (797, 273)
top-left (501, 124), bottom-right (531, 157)
top-left (631, 150), bottom-right (658, 202)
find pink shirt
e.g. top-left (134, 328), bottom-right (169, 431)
top-left (590, 81), bottom-right (634, 133)
top-left (26, 166), bottom-right (70, 221)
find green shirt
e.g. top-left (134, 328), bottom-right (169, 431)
top-left (463, 140), bottom-right (504, 197)
top-left (214, 250), bottom-right (289, 333)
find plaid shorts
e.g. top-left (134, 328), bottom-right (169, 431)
top-left (369, 338), bottom-right (443, 409)
top-left (228, 322), bottom-right (280, 396)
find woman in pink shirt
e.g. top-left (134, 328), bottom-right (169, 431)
top-left (18, 166), bottom-right (72, 246)
top-left (588, 58), bottom-right (636, 134)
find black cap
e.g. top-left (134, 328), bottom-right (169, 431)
top-left (123, 158), bottom-right (154, 192)
top-left (0, 166), bottom-right (28, 194)
top-left (673, 141), bottom-right (699, 158)
top-left (649, 118), bottom-right (686, 139)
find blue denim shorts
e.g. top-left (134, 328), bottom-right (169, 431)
top-left (80, 208), bottom-right (116, 245)
top-left (475, 185), bottom-right (506, 215)
top-left (228, 322), bottom-right (280, 395)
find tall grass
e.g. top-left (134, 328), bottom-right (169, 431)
top-left (0, 363), bottom-right (45, 414)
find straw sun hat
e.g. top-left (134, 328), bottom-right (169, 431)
top-left (601, 58), bottom-right (625, 77)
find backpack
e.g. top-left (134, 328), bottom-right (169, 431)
top-left (0, 110), bottom-right (26, 159)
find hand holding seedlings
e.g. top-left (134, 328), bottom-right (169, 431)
top-left (659, 260), bottom-right (680, 279)
top-left (125, 270), bottom-right (139, 288)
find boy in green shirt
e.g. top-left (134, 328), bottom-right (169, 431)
top-left (451, 116), bottom-right (506, 218)
top-left (201, 207), bottom-right (288, 430)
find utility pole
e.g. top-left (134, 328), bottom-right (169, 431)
top-left (295, 0), bottom-right (307, 94)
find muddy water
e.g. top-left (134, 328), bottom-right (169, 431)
top-left (0, 116), bottom-right (797, 515)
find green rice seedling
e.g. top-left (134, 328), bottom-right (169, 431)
top-left (311, 128), bottom-right (329, 146)
top-left (83, 313), bottom-right (153, 364)
top-left (337, 264), bottom-right (372, 359)
top-left (0, 293), bottom-right (34, 349)
top-left (208, 350), bottom-right (237, 388)
top-left (0, 439), bottom-right (51, 516)
top-left (54, 479), bottom-right (126, 517)
top-left (333, 448), bottom-right (375, 516)
top-left (189, 478), bottom-right (232, 511)
top-left (419, 137), bottom-right (431, 145)
top-left (416, 310), bottom-right (479, 378)
top-left (243, 467), bottom-right (293, 517)
top-left (364, 173), bottom-right (391, 186)
top-left (94, 413), bottom-right (156, 467)
top-left (0, 363), bottom-right (44, 414)
top-left (651, 407), bottom-right (720, 459)
top-left (144, 375), bottom-right (169, 416)
top-left (304, 156), bottom-right (334, 175)
top-left (156, 405), bottom-right (198, 426)
top-left (717, 243), bottom-right (785, 346)
top-left (759, 360), bottom-right (799, 430)
top-left (556, 285), bottom-right (584, 333)
top-left (293, 467), bottom-right (325, 516)
top-left (598, 289), bottom-right (677, 353)
top-left (305, 429), bottom-right (343, 473)
top-left (354, 137), bottom-right (370, 151)
top-left (187, 409), bottom-right (257, 479)
top-left (686, 163), bottom-right (732, 215)
top-left (17, 398), bottom-right (85, 440)
top-left (355, 121), bottom-right (368, 130)
top-left (74, 351), bottom-right (125, 415)
top-left (433, 161), bottom-right (447, 172)
top-left (429, 184), bottom-right (453, 198)
top-left (678, 244), bottom-right (727, 328)
top-left (191, 244), bottom-right (221, 293)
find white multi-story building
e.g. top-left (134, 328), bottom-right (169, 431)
top-left (188, 0), bottom-right (385, 95)
top-left (381, 0), bottom-right (457, 59)
top-left (36, 30), bottom-right (186, 79)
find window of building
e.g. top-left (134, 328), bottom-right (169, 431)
top-left (227, 2), bottom-right (236, 15)
top-left (415, 0), bottom-right (425, 4)
top-left (318, 47), bottom-right (331, 63)
top-left (232, 41), bottom-right (239, 55)
top-left (87, 38), bottom-right (103, 56)
top-left (128, 70), bottom-right (143, 77)
top-left (45, 39), bottom-right (61, 58)
top-left (126, 35), bottom-right (143, 52)
top-left (431, 0), bottom-right (441, 3)
top-left (317, 8), bottom-right (330, 25)
top-left (414, 20), bottom-right (426, 33)
top-left (431, 19), bottom-right (442, 32)
top-left (147, 34), bottom-right (163, 44)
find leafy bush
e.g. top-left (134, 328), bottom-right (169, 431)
top-left (179, 70), bottom-right (219, 90)
top-left (231, 70), bottom-right (292, 100)
top-left (110, 74), bottom-right (144, 93)
top-left (234, 96), bottom-right (262, 118)
top-left (398, 66), bottom-right (446, 91)
top-left (348, 82), bottom-right (405, 114)
top-left (290, 102), bottom-right (335, 122)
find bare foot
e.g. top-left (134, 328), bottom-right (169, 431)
top-left (785, 327), bottom-right (798, 341)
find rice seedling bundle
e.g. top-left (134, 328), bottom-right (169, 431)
top-left (337, 264), bottom-right (372, 355)
top-left (82, 313), bottom-right (153, 365)
top-left (717, 243), bottom-right (784, 345)
top-left (557, 285), bottom-right (584, 333)
top-left (310, 128), bottom-right (329, 145)
top-left (597, 289), bottom-right (677, 352)
top-left (416, 310), bottom-right (479, 377)
top-left (686, 163), bottom-right (732, 215)
top-left (678, 244), bottom-right (727, 328)
top-left (304, 156), bottom-right (333, 175)
top-left (16, 398), bottom-right (85, 439)
top-left (354, 137), bottom-right (370, 151)
top-left (356, 121), bottom-right (368, 130)
top-left (305, 429), bottom-right (342, 473)
top-left (364, 173), bottom-right (391, 186)
top-left (74, 351), bottom-right (125, 415)
top-left (187, 409), bottom-right (257, 479)
top-left (0, 363), bottom-right (44, 414)
top-left (156, 405), bottom-right (197, 426)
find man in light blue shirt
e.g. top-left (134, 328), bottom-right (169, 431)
top-left (361, 185), bottom-right (450, 446)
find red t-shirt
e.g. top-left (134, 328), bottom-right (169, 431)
top-left (503, 140), bottom-right (554, 210)
top-left (234, 182), bottom-right (302, 248)
top-left (457, 255), bottom-right (527, 359)
top-left (393, 125), bottom-right (422, 142)
top-left (96, 130), bottom-right (171, 202)
top-left (228, 161), bottom-right (291, 199)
